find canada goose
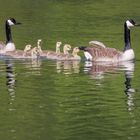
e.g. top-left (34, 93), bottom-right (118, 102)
top-left (6, 44), bottom-right (32, 57)
top-left (79, 19), bottom-right (140, 62)
top-left (37, 39), bottom-right (42, 53)
top-left (55, 41), bottom-right (62, 53)
top-left (41, 41), bottom-right (62, 58)
top-left (28, 39), bottom-right (43, 57)
top-left (47, 44), bottom-right (72, 60)
top-left (24, 39), bottom-right (42, 54)
top-left (56, 47), bottom-right (81, 60)
top-left (8, 44), bottom-right (39, 59)
top-left (71, 47), bottom-right (81, 60)
top-left (0, 18), bottom-right (21, 53)
top-left (41, 42), bottom-right (72, 60)
top-left (63, 44), bottom-right (71, 54)
top-left (24, 44), bottom-right (32, 52)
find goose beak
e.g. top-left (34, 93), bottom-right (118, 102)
top-left (79, 46), bottom-right (87, 51)
top-left (15, 22), bottom-right (21, 25)
top-left (135, 23), bottom-right (140, 27)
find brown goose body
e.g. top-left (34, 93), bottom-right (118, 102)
top-left (83, 46), bottom-right (123, 61)
top-left (79, 19), bottom-right (140, 62)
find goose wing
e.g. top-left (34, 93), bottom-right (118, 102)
top-left (86, 47), bottom-right (122, 59)
top-left (89, 41), bottom-right (106, 48)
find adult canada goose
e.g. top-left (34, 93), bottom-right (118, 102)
top-left (79, 19), bottom-right (140, 62)
top-left (0, 18), bottom-right (21, 53)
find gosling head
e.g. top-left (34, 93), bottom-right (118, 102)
top-left (125, 19), bottom-right (140, 29)
top-left (64, 44), bottom-right (71, 51)
top-left (6, 18), bottom-right (21, 26)
top-left (73, 47), bottom-right (80, 53)
top-left (31, 47), bottom-right (40, 58)
top-left (37, 39), bottom-right (42, 44)
top-left (24, 44), bottom-right (32, 52)
top-left (56, 41), bottom-right (62, 47)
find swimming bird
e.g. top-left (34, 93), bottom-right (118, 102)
top-left (37, 39), bottom-right (42, 53)
top-left (63, 44), bottom-right (71, 54)
top-left (27, 39), bottom-right (43, 57)
top-left (56, 47), bottom-right (81, 60)
top-left (70, 47), bottom-right (81, 60)
top-left (9, 46), bottom-right (39, 59)
top-left (46, 43), bottom-right (71, 59)
top-left (79, 19), bottom-right (140, 62)
top-left (6, 44), bottom-right (32, 58)
top-left (55, 41), bottom-right (62, 54)
top-left (41, 41), bottom-right (62, 58)
top-left (0, 18), bottom-right (21, 54)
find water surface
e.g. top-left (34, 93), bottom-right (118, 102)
top-left (0, 0), bottom-right (140, 140)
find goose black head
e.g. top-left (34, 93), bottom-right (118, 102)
top-left (79, 46), bottom-right (87, 51)
top-left (125, 19), bottom-right (140, 29)
top-left (7, 18), bottom-right (21, 26)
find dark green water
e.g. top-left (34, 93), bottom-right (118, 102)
top-left (0, 0), bottom-right (140, 140)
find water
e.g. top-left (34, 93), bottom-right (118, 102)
top-left (0, 0), bottom-right (140, 140)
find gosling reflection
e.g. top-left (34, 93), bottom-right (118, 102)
top-left (124, 74), bottom-right (135, 95)
top-left (56, 60), bottom-right (80, 74)
top-left (24, 58), bottom-right (42, 75)
top-left (5, 59), bottom-right (16, 108)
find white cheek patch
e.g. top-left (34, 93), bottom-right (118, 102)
top-left (84, 51), bottom-right (93, 61)
top-left (126, 20), bottom-right (134, 29)
top-left (7, 20), bottom-right (14, 26)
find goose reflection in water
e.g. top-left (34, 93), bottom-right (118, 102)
top-left (23, 58), bottom-right (42, 75)
top-left (124, 68), bottom-right (136, 112)
top-left (84, 60), bottom-right (136, 110)
top-left (5, 59), bottom-right (16, 110)
top-left (56, 60), bottom-right (80, 74)
top-left (25, 58), bottom-right (42, 69)
top-left (84, 61), bottom-right (135, 79)
top-left (123, 63), bottom-right (138, 140)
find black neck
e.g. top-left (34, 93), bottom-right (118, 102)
top-left (124, 23), bottom-right (131, 51)
top-left (5, 21), bottom-right (12, 44)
